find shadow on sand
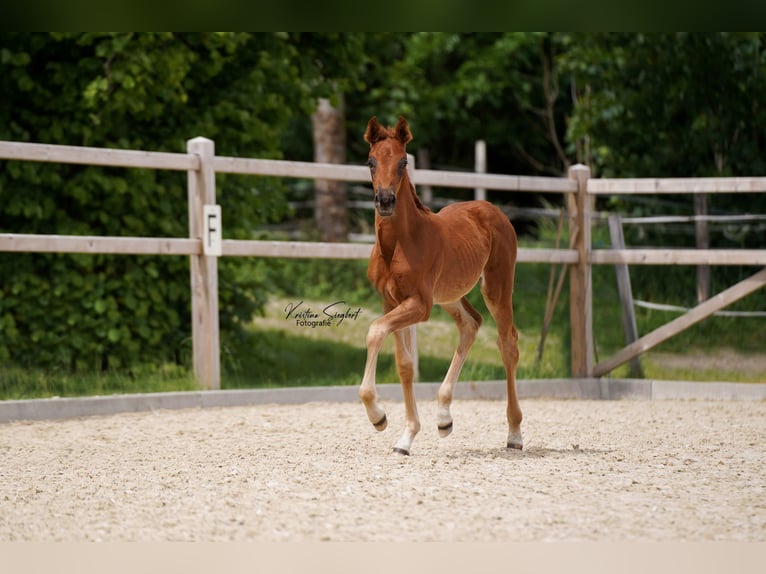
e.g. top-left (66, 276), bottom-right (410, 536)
top-left (452, 445), bottom-right (615, 460)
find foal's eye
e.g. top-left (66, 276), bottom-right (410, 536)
top-left (397, 157), bottom-right (408, 173)
top-left (366, 158), bottom-right (377, 169)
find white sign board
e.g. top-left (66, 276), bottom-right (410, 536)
top-left (203, 204), bottom-right (222, 256)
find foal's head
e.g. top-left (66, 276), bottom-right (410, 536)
top-left (364, 115), bottom-right (413, 217)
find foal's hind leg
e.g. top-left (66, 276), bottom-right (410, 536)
top-left (481, 272), bottom-right (523, 450)
top-left (436, 297), bottom-right (482, 438)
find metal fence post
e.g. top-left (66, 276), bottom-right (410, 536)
top-left (187, 137), bottom-right (220, 390)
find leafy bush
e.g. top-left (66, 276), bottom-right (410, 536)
top-left (0, 33), bottom-right (309, 371)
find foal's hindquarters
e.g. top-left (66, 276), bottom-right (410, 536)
top-left (478, 218), bottom-right (523, 451)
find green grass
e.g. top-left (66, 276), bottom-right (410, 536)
top-left (0, 363), bottom-right (198, 400)
top-left (222, 296), bottom-right (566, 390)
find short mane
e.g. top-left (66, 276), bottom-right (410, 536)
top-left (408, 181), bottom-right (431, 214)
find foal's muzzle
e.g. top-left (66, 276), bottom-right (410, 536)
top-left (374, 189), bottom-right (396, 216)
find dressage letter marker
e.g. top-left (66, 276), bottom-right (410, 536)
top-left (203, 204), bottom-right (222, 256)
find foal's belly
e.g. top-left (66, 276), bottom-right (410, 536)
top-left (432, 269), bottom-right (482, 304)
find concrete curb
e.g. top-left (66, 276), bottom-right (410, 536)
top-left (1, 378), bottom-right (764, 424)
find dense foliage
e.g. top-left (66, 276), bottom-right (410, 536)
top-left (561, 33), bottom-right (766, 305)
top-left (1, 32), bottom-right (764, 374)
top-left (0, 33), bottom-right (313, 369)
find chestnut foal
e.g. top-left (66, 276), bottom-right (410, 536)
top-left (359, 116), bottom-right (522, 455)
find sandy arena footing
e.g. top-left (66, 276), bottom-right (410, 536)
top-left (1, 398), bottom-right (764, 541)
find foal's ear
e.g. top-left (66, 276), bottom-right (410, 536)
top-left (364, 116), bottom-right (385, 145)
top-left (394, 116), bottom-right (413, 145)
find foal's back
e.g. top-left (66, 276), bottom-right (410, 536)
top-left (436, 199), bottom-right (515, 240)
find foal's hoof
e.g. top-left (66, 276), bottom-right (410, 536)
top-left (437, 421), bottom-right (453, 438)
top-left (392, 447), bottom-right (410, 456)
top-left (373, 414), bottom-right (388, 431)
top-left (507, 429), bottom-right (523, 451)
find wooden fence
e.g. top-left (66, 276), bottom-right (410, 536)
top-left (2, 138), bottom-right (766, 390)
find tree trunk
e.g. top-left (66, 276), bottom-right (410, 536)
top-left (312, 97), bottom-right (348, 242)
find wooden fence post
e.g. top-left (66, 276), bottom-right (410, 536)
top-left (474, 140), bottom-right (487, 201)
top-left (567, 164), bottom-right (594, 377)
top-left (607, 214), bottom-right (643, 378)
top-left (187, 137), bottom-right (220, 390)
top-left (416, 148), bottom-right (433, 205)
top-left (406, 152), bottom-right (419, 382)
top-left (694, 194), bottom-right (711, 302)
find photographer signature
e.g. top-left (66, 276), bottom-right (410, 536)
top-left (284, 300), bottom-right (363, 327)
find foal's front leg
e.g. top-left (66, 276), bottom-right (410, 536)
top-left (359, 298), bottom-right (427, 453)
top-left (358, 313), bottom-right (391, 432)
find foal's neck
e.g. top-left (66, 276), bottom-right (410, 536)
top-left (375, 174), bottom-right (431, 260)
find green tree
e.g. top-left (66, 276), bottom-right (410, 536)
top-left (289, 33), bottom-right (368, 242)
top-left (346, 33), bottom-right (573, 177)
top-left (564, 32), bottom-right (766, 179)
top-left (562, 32), bottom-right (766, 307)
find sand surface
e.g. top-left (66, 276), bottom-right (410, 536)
top-left (1, 398), bottom-right (764, 541)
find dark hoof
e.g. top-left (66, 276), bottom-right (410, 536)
top-left (438, 420), bottom-right (453, 438)
top-left (373, 414), bottom-right (387, 430)
top-left (392, 447), bottom-right (410, 456)
top-left (506, 442), bottom-right (523, 451)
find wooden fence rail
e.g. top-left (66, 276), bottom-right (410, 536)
top-left (0, 140), bottom-right (197, 171)
top-left (2, 138), bottom-right (765, 389)
top-left (589, 177), bottom-right (766, 194)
